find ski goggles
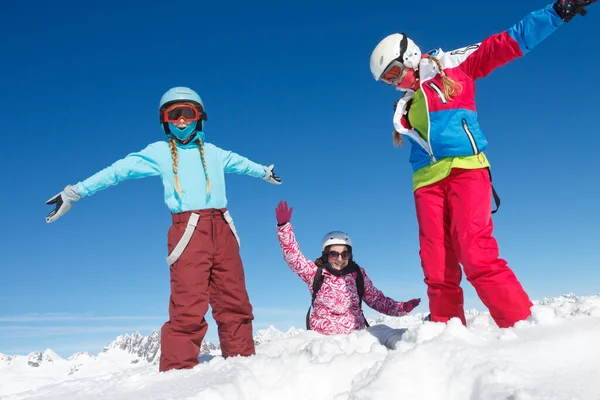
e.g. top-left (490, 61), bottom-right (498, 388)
top-left (328, 250), bottom-right (352, 260)
top-left (381, 60), bottom-right (405, 85)
top-left (163, 104), bottom-right (207, 123)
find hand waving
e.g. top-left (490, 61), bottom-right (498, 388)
top-left (275, 201), bottom-right (293, 226)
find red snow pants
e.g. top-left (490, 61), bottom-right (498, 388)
top-left (159, 208), bottom-right (255, 372)
top-left (414, 168), bottom-right (532, 328)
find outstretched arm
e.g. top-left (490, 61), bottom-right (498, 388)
top-left (362, 268), bottom-right (421, 316)
top-left (452, 4), bottom-right (565, 80)
top-left (220, 147), bottom-right (282, 184)
top-left (46, 143), bottom-right (162, 223)
top-left (362, 269), bottom-right (405, 316)
top-left (221, 148), bottom-right (268, 177)
top-left (77, 144), bottom-right (162, 198)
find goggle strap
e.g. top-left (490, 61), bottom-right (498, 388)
top-left (378, 34), bottom-right (408, 81)
top-left (398, 33), bottom-right (408, 64)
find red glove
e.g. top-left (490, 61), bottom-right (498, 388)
top-left (399, 298), bottom-right (421, 313)
top-left (275, 201), bottom-right (293, 226)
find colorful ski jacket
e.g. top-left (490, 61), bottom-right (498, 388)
top-left (277, 222), bottom-right (406, 335)
top-left (395, 4), bottom-right (564, 172)
top-left (76, 139), bottom-right (268, 213)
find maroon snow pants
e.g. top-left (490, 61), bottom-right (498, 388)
top-left (159, 208), bottom-right (255, 372)
top-left (414, 168), bottom-right (533, 328)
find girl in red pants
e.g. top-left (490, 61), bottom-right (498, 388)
top-left (369, 1), bottom-right (596, 327)
top-left (45, 87), bottom-right (282, 370)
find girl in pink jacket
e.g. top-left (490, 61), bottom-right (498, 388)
top-left (275, 201), bottom-right (420, 348)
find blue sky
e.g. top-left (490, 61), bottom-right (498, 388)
top-left (1, 0), bottom-right (598, 357)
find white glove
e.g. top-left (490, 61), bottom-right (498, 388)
top-left (46, 185), bottom-right (81, 223)
top-left (263, 164), bottom-right (282, 185)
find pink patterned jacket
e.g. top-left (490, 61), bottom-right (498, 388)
top-left (277, 222), bottom-right (407, 335)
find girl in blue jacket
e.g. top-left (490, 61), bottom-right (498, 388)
top-left (45, 87), bottom-right (281, 371)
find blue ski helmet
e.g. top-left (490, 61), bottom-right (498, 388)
top-left (159, 86), bottom-right (204, 111)
top-left (158, 87), bottom-right (206, 144)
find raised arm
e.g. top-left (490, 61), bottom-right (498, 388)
top-left (275, 201), bottom-right (317, 285)
top-left (450, 4), bottom-right (564, 80)
top-left (277, 222), bottom-right (318, 286)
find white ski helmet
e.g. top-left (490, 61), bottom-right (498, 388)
top-left (370, 33), bottom-right (422, 81)
top-left (321, 231), bottom-right (353, 251)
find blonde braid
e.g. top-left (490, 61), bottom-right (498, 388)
top-left (197, 138), bottom-right (211, 195)
top-left (393, 130), bottom-right (405, 147)
top-left (168, 138), bottom-right (182, 196)
top-left (426, 55), bottom-right (462, 100)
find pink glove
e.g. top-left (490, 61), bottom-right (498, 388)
top-left (399, 298), bottom-right (421, 313)
top-left (275, 201), bottom-right (293, 226)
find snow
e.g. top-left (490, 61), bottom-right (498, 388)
top-left (1, 293), bottom-right (599, 400)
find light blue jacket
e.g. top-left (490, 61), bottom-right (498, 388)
top-left (76, 140), bottom-right (268, 213)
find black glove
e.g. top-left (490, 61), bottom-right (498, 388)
top-left (554, 0), bottom-right (596, 22)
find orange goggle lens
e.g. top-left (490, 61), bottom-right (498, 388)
top-left (382, 65), bottom-right (403, 83)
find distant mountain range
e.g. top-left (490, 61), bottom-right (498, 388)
top-left (0, 293), bottom-right (589, 369)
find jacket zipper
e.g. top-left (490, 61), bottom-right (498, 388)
top-left (420, 80), bottom-right (436, 163)
top-left (461, 118), bottom-right (479, 154)
top-left (428, 82), bottom-right (447, 104)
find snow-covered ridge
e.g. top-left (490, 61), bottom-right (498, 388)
top-left (1, 293), bottom-right (599, 400)
top-left (0, 324), bottom-right (303, 368)
top-left (1, 293), bottom-right (598, 368)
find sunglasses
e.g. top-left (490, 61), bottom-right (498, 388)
top-left (163, 104), bottom-right (207, 123)
top-left (328, 250), bottom-right (352, 260)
